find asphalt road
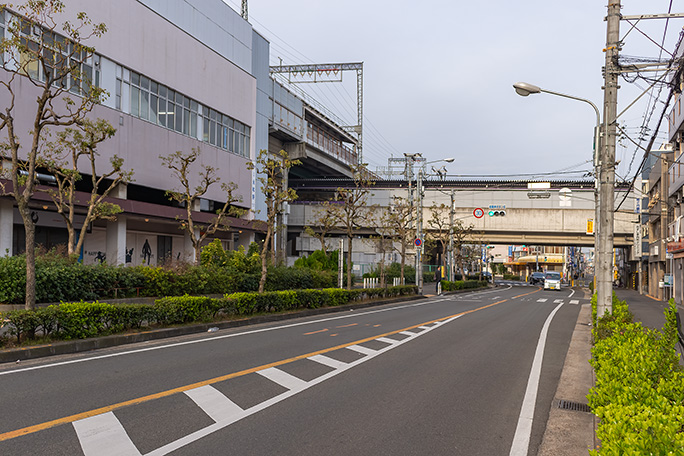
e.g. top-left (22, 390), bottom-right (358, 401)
top-left (0, 284), bottom-right (584, 455)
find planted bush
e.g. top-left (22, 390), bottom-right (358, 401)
top-left (589, 297), bottom-right (684, 454)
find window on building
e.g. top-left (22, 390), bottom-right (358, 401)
top-left (118, 65), bottom-right (250, 157)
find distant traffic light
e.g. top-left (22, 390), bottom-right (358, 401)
top-left (488, 210), bottom-right (506, 216)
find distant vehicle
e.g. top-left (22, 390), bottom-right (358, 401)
top-left (482, 271), bottom-right (492, 282)
top-left (529, 271), bottom-right (545, 285)
top-left (544, 272), bottom-right (562, 290)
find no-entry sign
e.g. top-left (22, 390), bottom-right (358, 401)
top-left (473, 208), bottom-right (484, 218)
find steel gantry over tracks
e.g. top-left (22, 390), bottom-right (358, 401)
top-left (270, 62), bottom-right (364, 165)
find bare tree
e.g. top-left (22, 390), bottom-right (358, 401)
top-left (326, 164), bottom-right (375, 289)
top-left (453, 221), bottom-right (474, 279)
top-left (385, 195), bottom-right (414, 284)
top-left (304, 201), bottom-right (337, 256)
top-left (160, 148), bottom-right (244, 264)
top-left (247, 149), bottom-right (300, 293)
top-left (39, 118), bottom-right (133, 256)
top-left (0, 2), bottom-right (107, 309)
top-left (426, 202), bottom-right (450, 273)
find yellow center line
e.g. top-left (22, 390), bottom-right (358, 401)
top-left (336, 323), bottom-right (358, 328)
top-left (303, 328), bottom-right (329, 336)
top-left (512, 288), bottom-right (542, 299)
top-left (0, 296), bottom-right (512, 442)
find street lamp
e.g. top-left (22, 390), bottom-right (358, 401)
top-left (415, 157), bottom-right (454, 294)
top-left (513, 82), bottom-right (610, 314)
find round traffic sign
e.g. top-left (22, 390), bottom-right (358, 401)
top-left (414, 238), bottom-right (422, 247)
top-left (473, 208), bottom-right (484, 218)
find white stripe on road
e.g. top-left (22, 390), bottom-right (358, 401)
top-left (375, 337), bottom-right (398, 345)
top-left (570, 300), bottom-right (580, 305)
top-left (73, 412), bottom-right (141, 456)
top-left (509, 302), bottom-right (564, 456)
top-left (536, 298), bottom-right (547, 303)
top-left (399, 331), bottom-right (416, 336)
top-left (257, 367), bottom-right (308, 391)
top-left (146, 312), bottom-right (463, 456)
top-left (553, 299), bottom-right (563, 304)
top-left (346, 344), bottom-right (377, 356)
top-left (184, 385), bottom-right (243, 423)
top-left (2, 290), bottom-right (481, 377)
top-left (308, 354), bottom-right (348, 370)
top-left (567, 289), bottom-right (576, 298)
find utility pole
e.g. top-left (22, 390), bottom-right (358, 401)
top-left (597, 0), bottom-right (621, 317)
top-left (449, 190), bottom-right (455, 281)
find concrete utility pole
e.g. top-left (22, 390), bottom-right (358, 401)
top-left (597, 0), bottom-right (621, 317)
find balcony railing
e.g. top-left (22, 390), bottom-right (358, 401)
top-left (306, 122), bottom-right (357, 166)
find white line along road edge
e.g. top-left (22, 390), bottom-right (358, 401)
top-left (508, 302), bottom-right (564, 456)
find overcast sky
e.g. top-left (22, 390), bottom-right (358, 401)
top-left (225, 0), bottom-right (682, 182)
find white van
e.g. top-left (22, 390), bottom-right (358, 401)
top-left (544, 272), bottom-right (561, 290)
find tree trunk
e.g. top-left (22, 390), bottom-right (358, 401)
top-left (259, 230), bottom-right (272, 293)
top-left (400, 242), bottom-right (406, 285)
top-left (346, 235), bottom-right (353, 290)
top-left (19, 205), bottom-right (37, 310)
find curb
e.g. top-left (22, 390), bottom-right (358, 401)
top-left (538, 300), bottom-right (596, 455)
top-left (0, 292), bottom-right (437, 364)
top-left (0, 286), bottom-right (493, 364)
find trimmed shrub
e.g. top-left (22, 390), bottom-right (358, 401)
top-left (589, 297), bottom-right (684, 454)
top-left (154, 295), bottom-right (220, 324)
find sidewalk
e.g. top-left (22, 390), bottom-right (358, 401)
top-left (539, 287), bottom-right (684, 455)
top-left (614, 288), bottom-right (671, 330)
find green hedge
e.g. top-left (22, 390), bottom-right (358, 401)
top-left (588, 296), bottom-right (684, 454)
top-left (441, 280), bottom-right (488, 292)
top-left (0, 256), bottom-right (338, 304)
top-left (0, 285), bottom-right (418, 346)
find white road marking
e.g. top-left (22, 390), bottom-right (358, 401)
top-left (375, 337), bottom-right (398, 345)
top-left (553, 299), bottom-right (563, 304)
top-left (144, 315), bottom-right (459, 456)
top-left (536, 298), bottom-right (547, 303)
top-left (184, 385), bottom-right (243, 423)
top-left (509, 302), bottom-right (564, 456)
top-left (567, 289), bottom-right (576, 298)
top-left (73, 412), bottom-right (141, 456)
top-left (570, 300), bottom-right (580, 305)
top-left (399, 331), bottom-right (417, 336)
top-left (346, 344), bottom-right (377, 356)
top-left (308, 354), bottom-right (348, 370)
top-left (257, 367), bottom-right (308, 391)
top-left (1, 290), bottom-right (486, 377)
top-left (418, 326), bottom-right (430, 330)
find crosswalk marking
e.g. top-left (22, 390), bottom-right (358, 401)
top-left (184, 385), bottom-right (243, 423)
top-left (257, 367), bottom-right (308, 391)
top-left (308, 354), bottom-right (348, 369)
top-left (570, 300), bottom-right (580, 305)
top-left (554, 299), bottom-right (563, 303)
top-left (346, 344), bottom-right (377, 356)
top-left (73, 412), bottom-right (141, 456)
top-left (537, 298), bottom-right (548, 302)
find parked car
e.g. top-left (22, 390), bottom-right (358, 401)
top-left (544, 272), bottom-right (562, 290)
top-left (529, 271), bottom-right (545, 285)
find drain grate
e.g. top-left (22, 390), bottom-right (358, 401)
top-left (558, 399), bottom-right (592, 413)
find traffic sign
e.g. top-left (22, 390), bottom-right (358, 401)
top-left (473, 208), bottom-right (484, 218)
top-left (414, 238), bottom-right (422, 247)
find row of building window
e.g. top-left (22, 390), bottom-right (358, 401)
top-left (116, 67), bottom-right (250, 158)
top-left (7, 10), bottom-right (251, 158)
top-left (13, 12), bottom-right (98, 97)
